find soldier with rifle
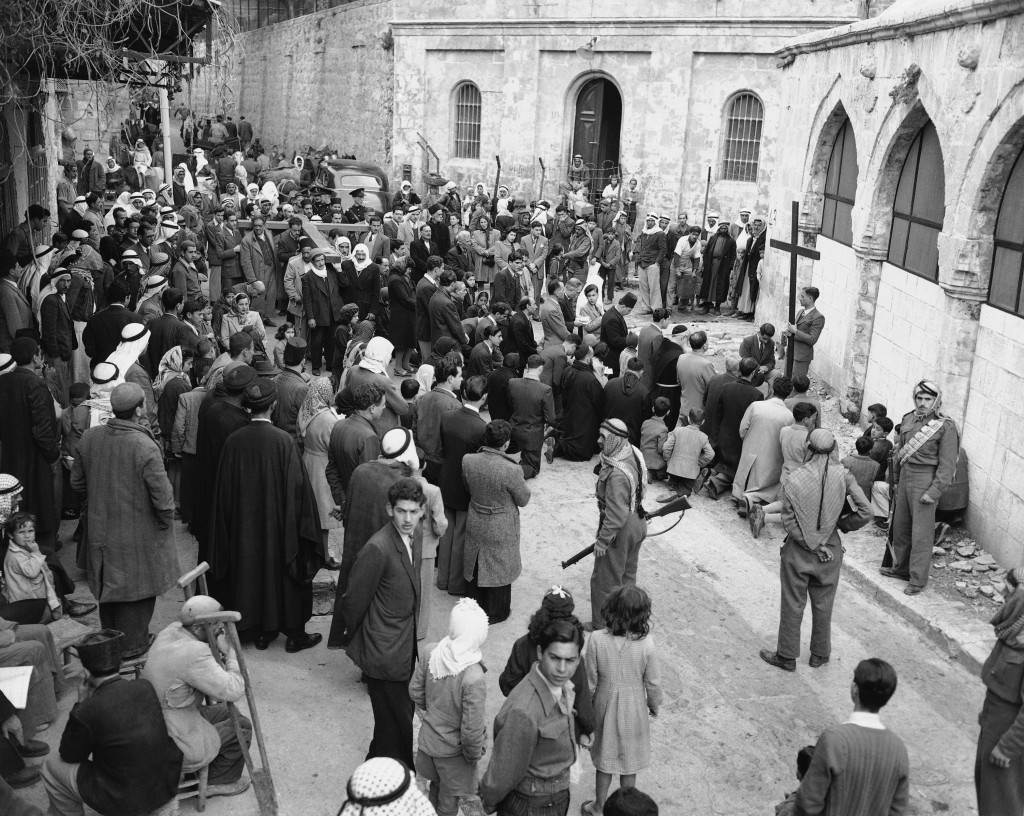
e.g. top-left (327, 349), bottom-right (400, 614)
top-left (586, 419), bottom-right (647, 626)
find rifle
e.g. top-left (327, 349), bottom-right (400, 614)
top-left (561, 494), bottom-right (692, 569)
top-left (881, 451), bottom-right (897, 568)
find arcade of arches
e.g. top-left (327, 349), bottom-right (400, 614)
top-left (765, 2), bottom-right (1024, 563)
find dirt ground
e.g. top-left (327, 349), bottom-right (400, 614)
top-left (18, 312), bottom-right (984, 816)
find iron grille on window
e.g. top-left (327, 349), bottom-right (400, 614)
top-left (989, 147), bottom-right (1024, 317)
top-left (821, 118), bottom-right (859, 246)
top-left (721, 93), bottom-right (763, 183)
top-left (887, 121), bottom-right (944, 281)
top-left (452, 82), bottom-right (481, 160)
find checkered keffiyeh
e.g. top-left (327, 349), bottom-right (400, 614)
top-left (339, 758), bottom-right (435, 815)
top-left (782, 456), bottom-right (846, 550)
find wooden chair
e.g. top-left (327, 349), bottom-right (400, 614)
top-left (176, 764), bottom-right (209, 812)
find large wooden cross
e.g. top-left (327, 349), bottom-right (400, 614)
top-left (770, 201), bottom-right (820, 376)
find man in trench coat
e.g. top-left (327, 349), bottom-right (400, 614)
top-left (72, 382), bottom-right (179, 659)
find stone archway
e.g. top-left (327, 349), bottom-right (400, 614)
top-left (798, 78), bottom-right (851, 235)
top-left (948, 80), bottom-right (1024, 296)
top-left (570, 76), bottom-right (622, 197)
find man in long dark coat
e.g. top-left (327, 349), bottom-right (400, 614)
top-left (326, 428), bottom-right (417, 648)
top-left (191, 364), bottom-right (254, 563)
top-left (209, 378), bottom-right (324, 652)
top-left (704, 356), bottom-right (763, 497)
top-left (0, 338), bottom-right (60, 553)
top-left (699, 222), bottom-right (737, 314)
top-left (436, 377), bottom-right (487, 595)
top-left (552, 343), bottom-right (605, 461)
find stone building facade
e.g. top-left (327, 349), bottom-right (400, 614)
top-left (758, 0), bottom-right (1024, 563)
top-left (198, 0), bottom-right (864, 221)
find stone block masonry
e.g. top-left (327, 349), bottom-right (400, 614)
top-left (190, 0), bottom-right (396, 164)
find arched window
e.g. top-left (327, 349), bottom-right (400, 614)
top-left (452, 82), bottom-right (481, 160)
top-left (887, 120), bottom-right (944, 280)
top-left (721, 92), bottom-right (764, 183)
top-left (821, 118), bottom-right (858, 246)
top-left (990, 146), bottom-right (1024, 317)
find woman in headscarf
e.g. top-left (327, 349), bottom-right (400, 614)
top-left (344, 336), bottom-right (410, 433)
top-left (219, 289), bottom-right (266, 352)
top-left (297, 376), bottom-right (343, 560)
top-left (338, 757), bottom-right (436, 816)
top-left (976, 567), bottom-right (1024, 816)
top-left (470, 214), bottom-right (500, 284)
top-left (338, 316), bottom-right (377, 387)
top-left (153, 346), bottom-right (193, 503)
top-left (131, 139), bottom-right (152, 169)
top-left (329, 303), bottom-right (363, 385)
top-left (590, 418), bottom-right (648, 624)
top-left (258, 179), bottom-right (279, 211)
top-left (409, 599), bottom-right (489, 816)
top-left (388, 257), bottom-right (417, 375)
top-left (426, 336), bottom-right (461, 370)
top-left (346, 242), bottom-right (382, 321)
top-left (103, 156), bottom-right (125, 197)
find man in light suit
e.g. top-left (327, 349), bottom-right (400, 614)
top-left (539, 279), bottom-right (571, 348)
top-left (519, 221), bottom-right (549, 299)
top-left (338, 477), bottom-right (423, 769)
top-left (783, 286), bottom-right (826, 379)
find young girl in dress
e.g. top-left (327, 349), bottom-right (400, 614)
top-left (582, 584), bottom-right (662, 816)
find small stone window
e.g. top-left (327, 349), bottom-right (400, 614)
top-left (452, 82), bottom-right (482, 160)
top-left (821, 118), bottom-right (858, 247)
top-left (990, 146), bottom-right (1024, 317)
top-left (721, 92), bottom-right (764, 183)
top-left (887, 121), bottom-right (944, 281)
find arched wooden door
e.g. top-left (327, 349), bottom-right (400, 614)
top-left (571, 78), bottom-right (622, 198)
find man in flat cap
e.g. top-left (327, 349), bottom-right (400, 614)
top-left (880, 380), bottom-right (959, 596)
top-left (209, 377), bottom-right (324, 652)
top-left (72, 382), bottom-right (178, 659)
top-left (760, 429), bottom-right (870, 672)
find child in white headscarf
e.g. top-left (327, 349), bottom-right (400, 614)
top-left (409, 598), bottom-right (489, 816)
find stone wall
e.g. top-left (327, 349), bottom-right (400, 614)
top-left (808, 236), bottom-right (859, 390)
top-left (391, 0), bottom-right (859, 224)
top-left (962, 306), bottom-right (1024, 564)
top-left (763, 1), bottom-right (1024, 562)
top-left (860, 263), bottom-right (947, 409)
top-left (190, 0), bottom-right (396, 164)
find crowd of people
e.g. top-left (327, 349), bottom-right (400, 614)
top-left (0, 109), bottom-right (1008, 816)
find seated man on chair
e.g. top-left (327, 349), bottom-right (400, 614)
top-left (142, 595), bottom-right (253, 799)
top-left (43, 632), bottom-right (182, 816)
